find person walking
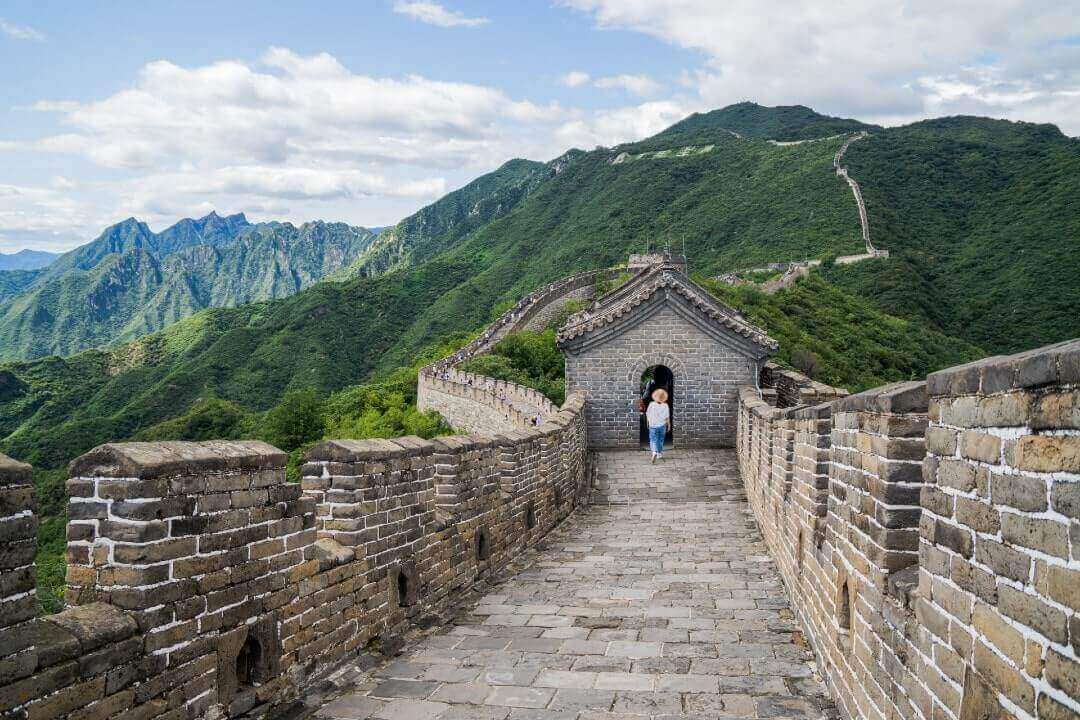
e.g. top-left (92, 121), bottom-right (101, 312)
top-left (646, 388), bottom-right (671, 463)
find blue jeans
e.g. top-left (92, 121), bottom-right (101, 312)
top-left (648, 425), bottom-right (666, 454)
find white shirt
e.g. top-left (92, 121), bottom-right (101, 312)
top-left (646, 402), bottom-right (670, 428)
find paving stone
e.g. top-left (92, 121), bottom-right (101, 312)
top-left (482, 669), bottom-right (541, 686)
top-left (371, 699), bottom-right (450, 720)
top-left (594, 672), bottom-right (655, 691)
top-left (430, 682), bottom-right (493, 705)
top-left (370, 679), bottom-right (440, 699)
top-left (317, 695), bottom-right (385, 719)
top-left (534, 669), bottom-right (596, 689)
top-left (484, 685), bottom-right (555, 708)
top-left (547, 688), bottom-right (617, 712)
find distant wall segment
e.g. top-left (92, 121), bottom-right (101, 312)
top-left (417, 266), bottom-right (622, 434)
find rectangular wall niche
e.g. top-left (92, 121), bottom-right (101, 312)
top-left (218, 613), bottom-right (282, 713)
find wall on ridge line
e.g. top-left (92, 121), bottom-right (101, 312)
top-left (417, 267), bottom-right (622, 435)
top-left (0, 394), bottom-right (587, 719)
top-left (737, 339), bottom-right (1080, 720)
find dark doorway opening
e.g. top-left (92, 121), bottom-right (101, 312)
top-left (639, 365), bottom-right (674, 448)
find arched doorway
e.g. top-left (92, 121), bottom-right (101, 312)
top-left (638, 364), bottom-right (674, 448)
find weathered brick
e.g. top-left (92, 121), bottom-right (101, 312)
top-left (1014, 435), bottom-right (1080, 473)
top-left (1051, 480), bottom-right (1080, 519)
top-left (972, 603), bottom-right (1024, 665)
top-left (925, 427), bottom-right (958, 456)
top-left (998, 584), bottom-right (1068, 644)
top-left (1044, 647), bottom-right (1080, 700)
top-left (1034, 562), bottom-right (1080, 612)
top-left (936, 460), bottom-right (976, 492)
top-left (974, 539), bottom-right (1030, 583)
top-left (959, 431), bottom-right (1001, 464)
top-left (954, 498), bottom-right (999, 534)
top-left (990, 472), bottom-right (1048, 512)
top-left (1000, 513), bottom-right (1069, 559)
top-left (1032, 390), bottom-right (1080, 430)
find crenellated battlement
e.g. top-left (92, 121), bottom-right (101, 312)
top-left (740, 339), bottom-right (1080, 720)
top-left (0, 400), bottom-right (588, 719)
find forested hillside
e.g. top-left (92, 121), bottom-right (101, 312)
top-left (828, 116), bottom-right (1080, 352)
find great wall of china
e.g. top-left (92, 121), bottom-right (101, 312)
top-left (1, 250), bottom-right (1077, 720)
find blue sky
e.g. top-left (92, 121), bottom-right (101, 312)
top-left (2, 1), bottom-right (1078, 252)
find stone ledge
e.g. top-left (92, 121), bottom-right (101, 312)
top-left (40, 603), bottom-right (138, 660)
top-left (306, 438), bottom-right (412, 462)
top-left (0, 452), bottom-right (31, 485)
top-left (69, 440), bottom-right (286, 480)
top-left (927, 338), bottom-right (1080, 396)
top-left (312, 538), bottom-right (355, 571)
top-left (791, 402), bottom-right (833, 420)
top-left (834, 380), bottom-right (927, 414)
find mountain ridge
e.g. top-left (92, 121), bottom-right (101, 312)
top-left (0, 213), bottom-right (377, 360)
top-left (0, 249), bottom-right (59, 271)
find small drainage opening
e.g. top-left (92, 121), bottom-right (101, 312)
top-left (397, 568), bottom-right (410, 607)
top-left (236, 634), bottom-right (262, 688)
top-left (476, 529), bottom-right (490, 562)
top-left (838, 579), bottom-right (854, 638)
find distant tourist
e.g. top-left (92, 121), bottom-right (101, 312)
top-left (646, 388), bottom-right (671, 463)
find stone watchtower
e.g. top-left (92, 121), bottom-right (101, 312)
top-left (557, 257), bottom-right (776, 448)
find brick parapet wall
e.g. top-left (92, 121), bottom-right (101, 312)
top-left (921, 341), bottom-right (1080, 720)
top-left (737, 339), bottom-right (1080, 720)
top-left (1, 388), bottom-right (587, 719)
top-left (0, 452), bottom-right (37, 631)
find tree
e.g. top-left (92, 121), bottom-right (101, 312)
top-left (262, 389), bottom-right (325, 451)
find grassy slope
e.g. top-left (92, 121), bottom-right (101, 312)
top-left (347, 158), bottom-right (555, 278)
top-left (375, 132), bottom-right (863, 372)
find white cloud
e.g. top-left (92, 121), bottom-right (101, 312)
top-left (393, 2), bottom-right (489, 28)
top-left (0, 17), bottom-right (44, 41)
top-left (555, 100), bottom-right (696, 149)
top-left (0, 184), bottom-right (98, 252)
top-left (0, 48), bottom-right (589, 244)
top-left (561, 71), bottom-right (591, 87)
top-left (594, 74), bottom-right (661, 97)
top-left (21, 48), bottom-right (559, 171)
top-left (561, 0), bottom-right (1080, 133)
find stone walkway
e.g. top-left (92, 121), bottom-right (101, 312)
top-left (312, 450), bottom-right (836, 720)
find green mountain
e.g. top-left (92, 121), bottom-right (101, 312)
top-left (345, 157), bottom-right (559, 278)
top-left (0, 249), bottom-right (59, 271)
top-left (2, 102), bottom-right (1077, 476)
top-left (648, 102), bottom-right (877, 146)
top-left (0, 269), bottom-right (44, 302)
top-left (0, 213), bottom-right (377, 361)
